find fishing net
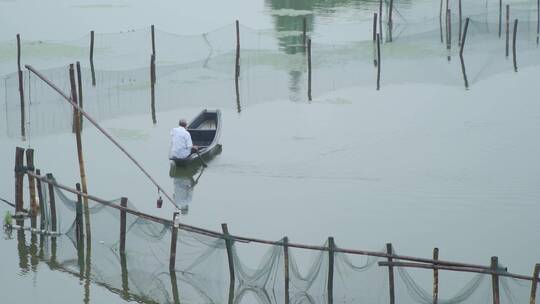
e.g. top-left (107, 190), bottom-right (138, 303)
top-left (5, 181), bottom-right (539, 304)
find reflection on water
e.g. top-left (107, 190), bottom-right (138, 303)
top-left (170, 165), bottom-right (205, 215)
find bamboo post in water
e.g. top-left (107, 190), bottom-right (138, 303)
top-left (151, 24), bottom-right (156, 58)
top-left (235, 20), bottom-right (240, 78)
top-left (373, 13), bottom-right (379, 67)
top-left (75, 183), bottom-right (84, 244)
top-left (36, 169), bottom-right (45, 230)
top-left (499, 0), bottom-right (503, 38)
top-left (25, 148), bottom-right (37, 228)
top-left (388, 0), bottom-right (394, 42)
top-left (327, 237), bottom-right (335, 304)
top-left (530, 264), bottom-right (540, 304)
top-left (537, 0), bottom-right (539, 45)
top-left (307, 39), bottom-right (312, 101)
top-left (491, 256), bottom-right (500, 304)
top-left (376, 33), bottom-right (381, 90)
top-left (386, 243), bottom-right (396, 304)
top-left (439, 0), bottom-right (444, 43)
top-left (303, 17), bottom-right (307, 47)
top-left (16, 34), bottom-right (25, 140)
top-left (433, 248), bottom-right (439, 304)
top-left (379, 0), bottom-right (383, 42)
top-left (76, 62), bottom-right (83, 131)
top-left (458, 0), bottom-right (462, 46)
top-left (222, 223), bottom-right (235, 304)
top-left (513, 19), bottom-right (518, 72)
top-left (170, 269), bottom-right (180, 304)
top-left (90, 31), bottom-right (96, 87)
top-left (14, 147), bottom-right (25, 215)
top-left (284, 236), bottom-right (290, 304)
top-left (120, 197), bottom-right (127, 254)
top-left (447, 9), bottom-right (452, 61)
top-left (506, 5), bottom-right (510, 58)
top-left (150, 55), bottom-right (156, 124)
top-left (169, 212), bottom-right (179, 271)
top-left (46, 173), bottom-right (57, 233)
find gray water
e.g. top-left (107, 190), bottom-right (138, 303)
top-left (1, 0), bottom-right (540, 303)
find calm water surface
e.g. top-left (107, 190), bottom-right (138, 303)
top-left (1, 0), bottom-right (539, 303)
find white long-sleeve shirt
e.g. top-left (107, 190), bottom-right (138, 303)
top-left (169, 126), bottom-right (193, 159)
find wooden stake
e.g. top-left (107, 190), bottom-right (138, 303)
top-left (16, 34), bottom-right (25, 140)
top-left (14, 147), bottom-right (25, 215)
top-left (170, 269), bottom-right (180, 304)
top-left (169, 212), bottom-right (179, 271)
top-left (506, 5), bottom-right (510, 58)
top-left (222, 223), bottom-right (235, 304)
top-left (491, 256), bottom-right (500, 304)
top-left (25, 148), bottom-right (37, 228)
top-left (90, 31), bottom-right (96, 87)
top-left (46, 173), bottom-right (57, 233)
top-left (151, 24), bottom-right (156, 57)
top-left (75, 183), bottom-right (84, 244)
top-left (150, 54), bottom-right (156, 124)
top-left (284, 236), bottom-right (290, 304)
top-left (120, 197), bottom-right (127, 254)
top-left (376, 33), bottom-right (381, 90)
top-left (328, 237), bottom-right (335, 304)
top-left (387, 243), bottom-right (395, 304)
top-left (36, 169), bottom-right (45, 230)
top-left (513, 19), bottom-right (518, 72)
top-left (373, 13), bottom-right (379, 67)
top-left (120, 250), bottom-right (129, 300)
top-left (530, 264), bottom-right (540, 304)
top-left (307, 38), bottom-right (312, 101)
top-left (433, 248), bottom-right (439, 304)
top-left (499, 0), bottom-right (503, 38)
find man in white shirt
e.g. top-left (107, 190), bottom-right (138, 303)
top-left (169, 119), bottom-right (195, 159)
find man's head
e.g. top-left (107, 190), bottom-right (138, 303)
top-left (179, 119), bottom-right (188, 128)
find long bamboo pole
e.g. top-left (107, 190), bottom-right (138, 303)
top-left (25, 65), bottom-right (178, 209)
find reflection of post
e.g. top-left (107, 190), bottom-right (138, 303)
top-left (447, 9), bottom-right (452, 61)
top-left (388, 0), bottom-right (394, 42)
top-left (460, 18), bottom-right (470, 89)
top-left (499, 0), bottom-right (502, 38)
top-left (17, 229), bottom-right (28, 271)
top-left (169, 212), bottom-right (179, 271)
top-left (283, 236), bottom-right (290, 304)
top-left (170, 270), bottom-right (180, 304)
top-left (458, 0), bottom-right (462, 46)
top-left (16, 34), bottom-right (25, 140)
top-left (14, 147), bottom-right (25, 218)
top-left (30, 233), bottom-right (38, 271)
top-left (432, 248), bottom-right (439, 304)
top-left (222, 223), bottom-right (235, 304)
top-left (90, 31), bottom-right (96, 87)
top-left (513, 19), bottom-right (518, 72)
top-left (376, 34), bottom-right (381, 91)
top-left (327, 237), bottom-right (335, 304)
top-left (302, 17), bottom-right (307, 47)
top-left (46, 174), bottom-right (57, 233)
top-left (120, 245), bottom-right (129, 300)
top-left (386, 243), bottom-right (395, 304)
top-left (439, 0), bottom-right (444, 43)
top-left (120, 197), bottom-right (127, 254)
top-left (36, 169), bottom-right (45, 230)
top-left (373, 13), bottom-right (378, 67)
top-left (25, 149), bottom-right (37, 228)
top-left (307, 39), bottom-right (312, 101)
top-left (75, 183), bottom-right (85, 246)
top-left (491, 256), bottom-right (500, 304)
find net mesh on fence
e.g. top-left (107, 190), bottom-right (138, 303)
top-left (1, 179), bottom-right (530, 304)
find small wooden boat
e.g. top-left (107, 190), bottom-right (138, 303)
top-left (170, 109), bottom-right (222, 167)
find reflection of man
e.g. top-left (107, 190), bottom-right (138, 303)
top-left (169, 119), bottom-right (197, 160)
top-left (174, 175), bottom-right (195, 214)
